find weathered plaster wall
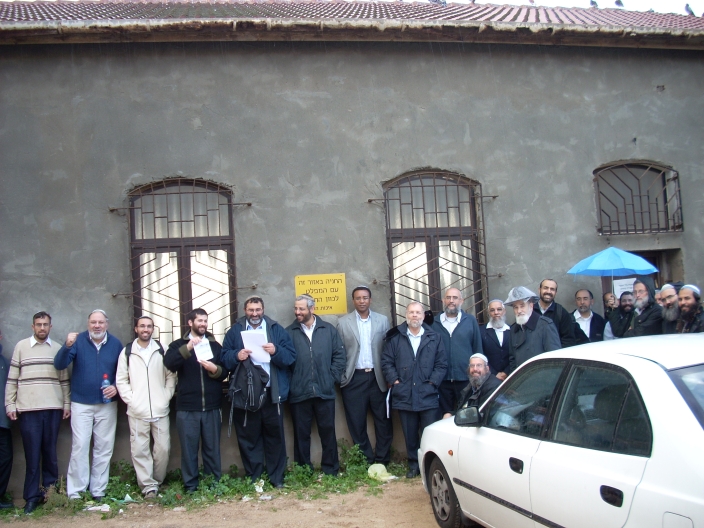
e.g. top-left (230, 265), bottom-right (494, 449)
top-left (1, 41), bottom-right (702, 497)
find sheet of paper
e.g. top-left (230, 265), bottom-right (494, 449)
top-left (194, 339), bottom-right (213, 361)
top-left (386, 388), bottom-right (392, 419)
top-left (241, 331), bottom-right (271, 363)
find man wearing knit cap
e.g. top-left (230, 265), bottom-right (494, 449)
top-left (504, 287), bottom-right (561, 374)
top-left (676, 285), bottom-right (704, 334)
top-left (444, 353), bottom-right (501, 418)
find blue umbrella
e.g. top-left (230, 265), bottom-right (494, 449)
top-left (567, 247), bottom-right (658, 277)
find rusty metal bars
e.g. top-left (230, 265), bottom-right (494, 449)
top-left (594, 162), bottom-right (683, 236)
top-left (128, 178), bottom-right (237, 343)
top-left (384, 170), bottom-right (489, 325)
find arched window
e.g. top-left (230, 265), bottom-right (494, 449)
top-left (128, 178), bottom-right (236, 344)
top-left (594, 161), bottom-right (683, 235)
top-left (383, 170), bottom-right (488, 324)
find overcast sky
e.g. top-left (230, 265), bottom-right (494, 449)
top-left (465, 0), bottom-right (703, 16)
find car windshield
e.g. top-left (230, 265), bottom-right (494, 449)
top-left (669, 364), bottom-right (704, 430)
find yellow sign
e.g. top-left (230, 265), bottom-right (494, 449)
top-left (295, 273), bottom-right (348, 315)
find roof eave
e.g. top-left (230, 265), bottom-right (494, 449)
top-left (2, 18), bottom-right (704, 50)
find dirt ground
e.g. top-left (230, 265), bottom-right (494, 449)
top-left (11, 479), bottom-right (437, 528)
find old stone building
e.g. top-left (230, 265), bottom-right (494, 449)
top-left (1, 0), bottom-right (703, 496)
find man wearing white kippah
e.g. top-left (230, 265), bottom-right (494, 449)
top-left (443, 353), bottom-right (501, 418)
top-left (676, 285), bottom-right (704, 334)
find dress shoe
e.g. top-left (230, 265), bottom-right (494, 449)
top-left (24, 500), bottom-right (39, 515)
top-left (0, 499), bottom-right (14, 509)
top-left (406, 468), bottom-right (420, 479)
top-left (273, 483), bottom-right (284, 489)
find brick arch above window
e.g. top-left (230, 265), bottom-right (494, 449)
top-left (382, 169), bottom-right (488, 324)
top-left (593, 160), bottom-right (683, 236)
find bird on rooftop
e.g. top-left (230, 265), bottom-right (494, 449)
top-left (428, 0), bottom-right (447, 6)
top-left (528, 0), bottom-right (535, 4)
top-left (684, 3), bottom-right (695, 15)
top-left (590, 0), bottom-right (598, 6)
top-left (615, 0), bottom-right (624, 6)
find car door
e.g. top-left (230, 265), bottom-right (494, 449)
top-left (456, 360), bottom-right (567, 528)
top-left (530, 362), bottom-right (651, 528)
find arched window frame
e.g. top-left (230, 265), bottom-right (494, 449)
top-left (383, 169), bottom-right (488, 324)
top-left (594, 160), bottom-right (683, 236)
top-left (127, 177), bottom-right (237, 343)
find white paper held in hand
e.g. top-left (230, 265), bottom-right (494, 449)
top-left (194, 339), bottom-right (214, 361)
top-left (241, 331), bottom-right (271, 363)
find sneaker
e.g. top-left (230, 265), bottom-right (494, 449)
top-left (144, 490), bottom-right (157, 500)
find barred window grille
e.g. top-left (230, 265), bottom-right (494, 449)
top-left (383, 170), bottom-right (488, 325)
top-left (128, 178), bottom-right (236, 344)
top-left (594, 161), bottom-right (683, 235)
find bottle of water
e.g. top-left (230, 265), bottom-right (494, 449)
top-left (101, 374), bottom-right (111, 403)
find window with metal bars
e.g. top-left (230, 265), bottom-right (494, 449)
top-left (383, 170), bottom-right (488, 325)
top-left (594, 161), bottom-right (683, 236)
top-left (128, 178), bottom-right (236, 344)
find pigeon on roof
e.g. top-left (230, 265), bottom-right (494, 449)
top-left (685, 3), bottom-right (695, 16)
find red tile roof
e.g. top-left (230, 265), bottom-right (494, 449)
top-left (2, 0), bottom-right (704, 47)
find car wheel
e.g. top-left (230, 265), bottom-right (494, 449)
top-left (429, 458), bottom-right (462, 528)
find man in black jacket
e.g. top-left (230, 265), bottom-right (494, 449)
top-left (479, 300), bottom-right (510, 381)
top-left (674, 285), bottom-right (704, 334)
top-left (573, 289), bottom-right (605, 344)
top-left (444, 353), bottom-right (501, 418)
top-left (623, 280), bottom-right (663, 337)
top-left (534, 279), bottom-right (576, 348)
top-left (164, 308), bottom-right (228, 492)
top-left (286, 295), bottom-right (346, 476)
top-left (382, 302), bottom-right (446, 479)
top-left (604, 292), bottom-right (635, 339)
top-left (222, 296), bottom-right (296, 488)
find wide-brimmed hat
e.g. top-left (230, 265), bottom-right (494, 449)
top-left (504, 286), bottom-right (538, 306)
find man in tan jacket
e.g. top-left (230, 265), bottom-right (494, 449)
top-left (116, 316), bottom-right (176, 499)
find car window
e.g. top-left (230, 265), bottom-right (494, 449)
top-left (484, 361), bottom-right (566, 439)
top-left (552, 364), bottom-right (652, 457)
top-left (669, 364), bottom-right (704, 430)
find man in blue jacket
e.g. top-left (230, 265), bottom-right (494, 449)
top-left (382, 302), bottom-right (447, 478)
top-left (54, 309), bottom-right (123, 500)
top-left (222, 296), bottom-right (296, 488)
top-left (286, 295), bottom-right (346, 476)
top-left (431, 287), bottom-right (483, 416)
top-left (163, 308), bottom-right (228, 493)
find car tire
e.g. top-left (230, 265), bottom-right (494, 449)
top-left (429, 458), bottom-right (462, 528)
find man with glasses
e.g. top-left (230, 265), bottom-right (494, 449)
top-left (54, 309), bottom-right (123, 501)
top-left (6, 312), bottom-right (70, 514)
top-left (623, 280), bottom-right (663, 337)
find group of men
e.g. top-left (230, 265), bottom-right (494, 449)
top-left (1, 276), bottom-right (701, 512)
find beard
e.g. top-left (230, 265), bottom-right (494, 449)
top-left (470, 371), bottom-right (491, 390)
top-left (635, 297), bottom-right (649, 311)
top-left (662, 303), bottom-right (680, 322)
top-left (516, 313), bottom-right (530, 325)
top-left (489, 316), bottom-right (506, 329)
top-left (408, 319), bottom-right (422, 329)
top-left (247, 315), bottom-right (262, 327)
top-left (444, 305), bottom-right (459, 317)
top-left (89, 330), bottom-right (106, 341)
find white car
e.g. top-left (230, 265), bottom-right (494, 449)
top-left (419, 335), bottom-right (704, 528)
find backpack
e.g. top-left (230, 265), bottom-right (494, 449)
top-left (227, 358), bottom-right (270, 436)
top-left (125, 340), bottom-right (165, 367)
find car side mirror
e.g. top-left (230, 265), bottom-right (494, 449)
top-left (454, 406), bottom-right (481, 427)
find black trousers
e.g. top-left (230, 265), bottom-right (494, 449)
top-left (231, 390), bottom-right (287, 486)
top-left (19, 409), bottom-right (62, 501)
top-left (0, 427), bottom-right (12, 498)
top-left (341, 370), bottom-right (393, 465)
top-left (176, 409), bottom-right (222, 491)
top-left (398, 408), bottom-right (440, 471)
top-left (289, 397), bottom-right (339, 476)
top-left (439, 380), bottom-right (467, 416)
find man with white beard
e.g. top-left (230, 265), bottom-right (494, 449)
top-left (443, 354), bottom-right (501, 418)
top-left (54, 310), bottom-right (123, 500)
top-left (480, 300), bottom-right (510, 381)
top-left (661, 284), bottom-right (680, 334)
top-left (504, 287), bottom-right (561, 374)
top-left (623, 279), bottom-right (663, 337)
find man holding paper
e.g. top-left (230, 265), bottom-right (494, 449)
top-left (221, 296), bottom-right (296, 488)
top-left (164, 308), bottom-right (228, 492)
